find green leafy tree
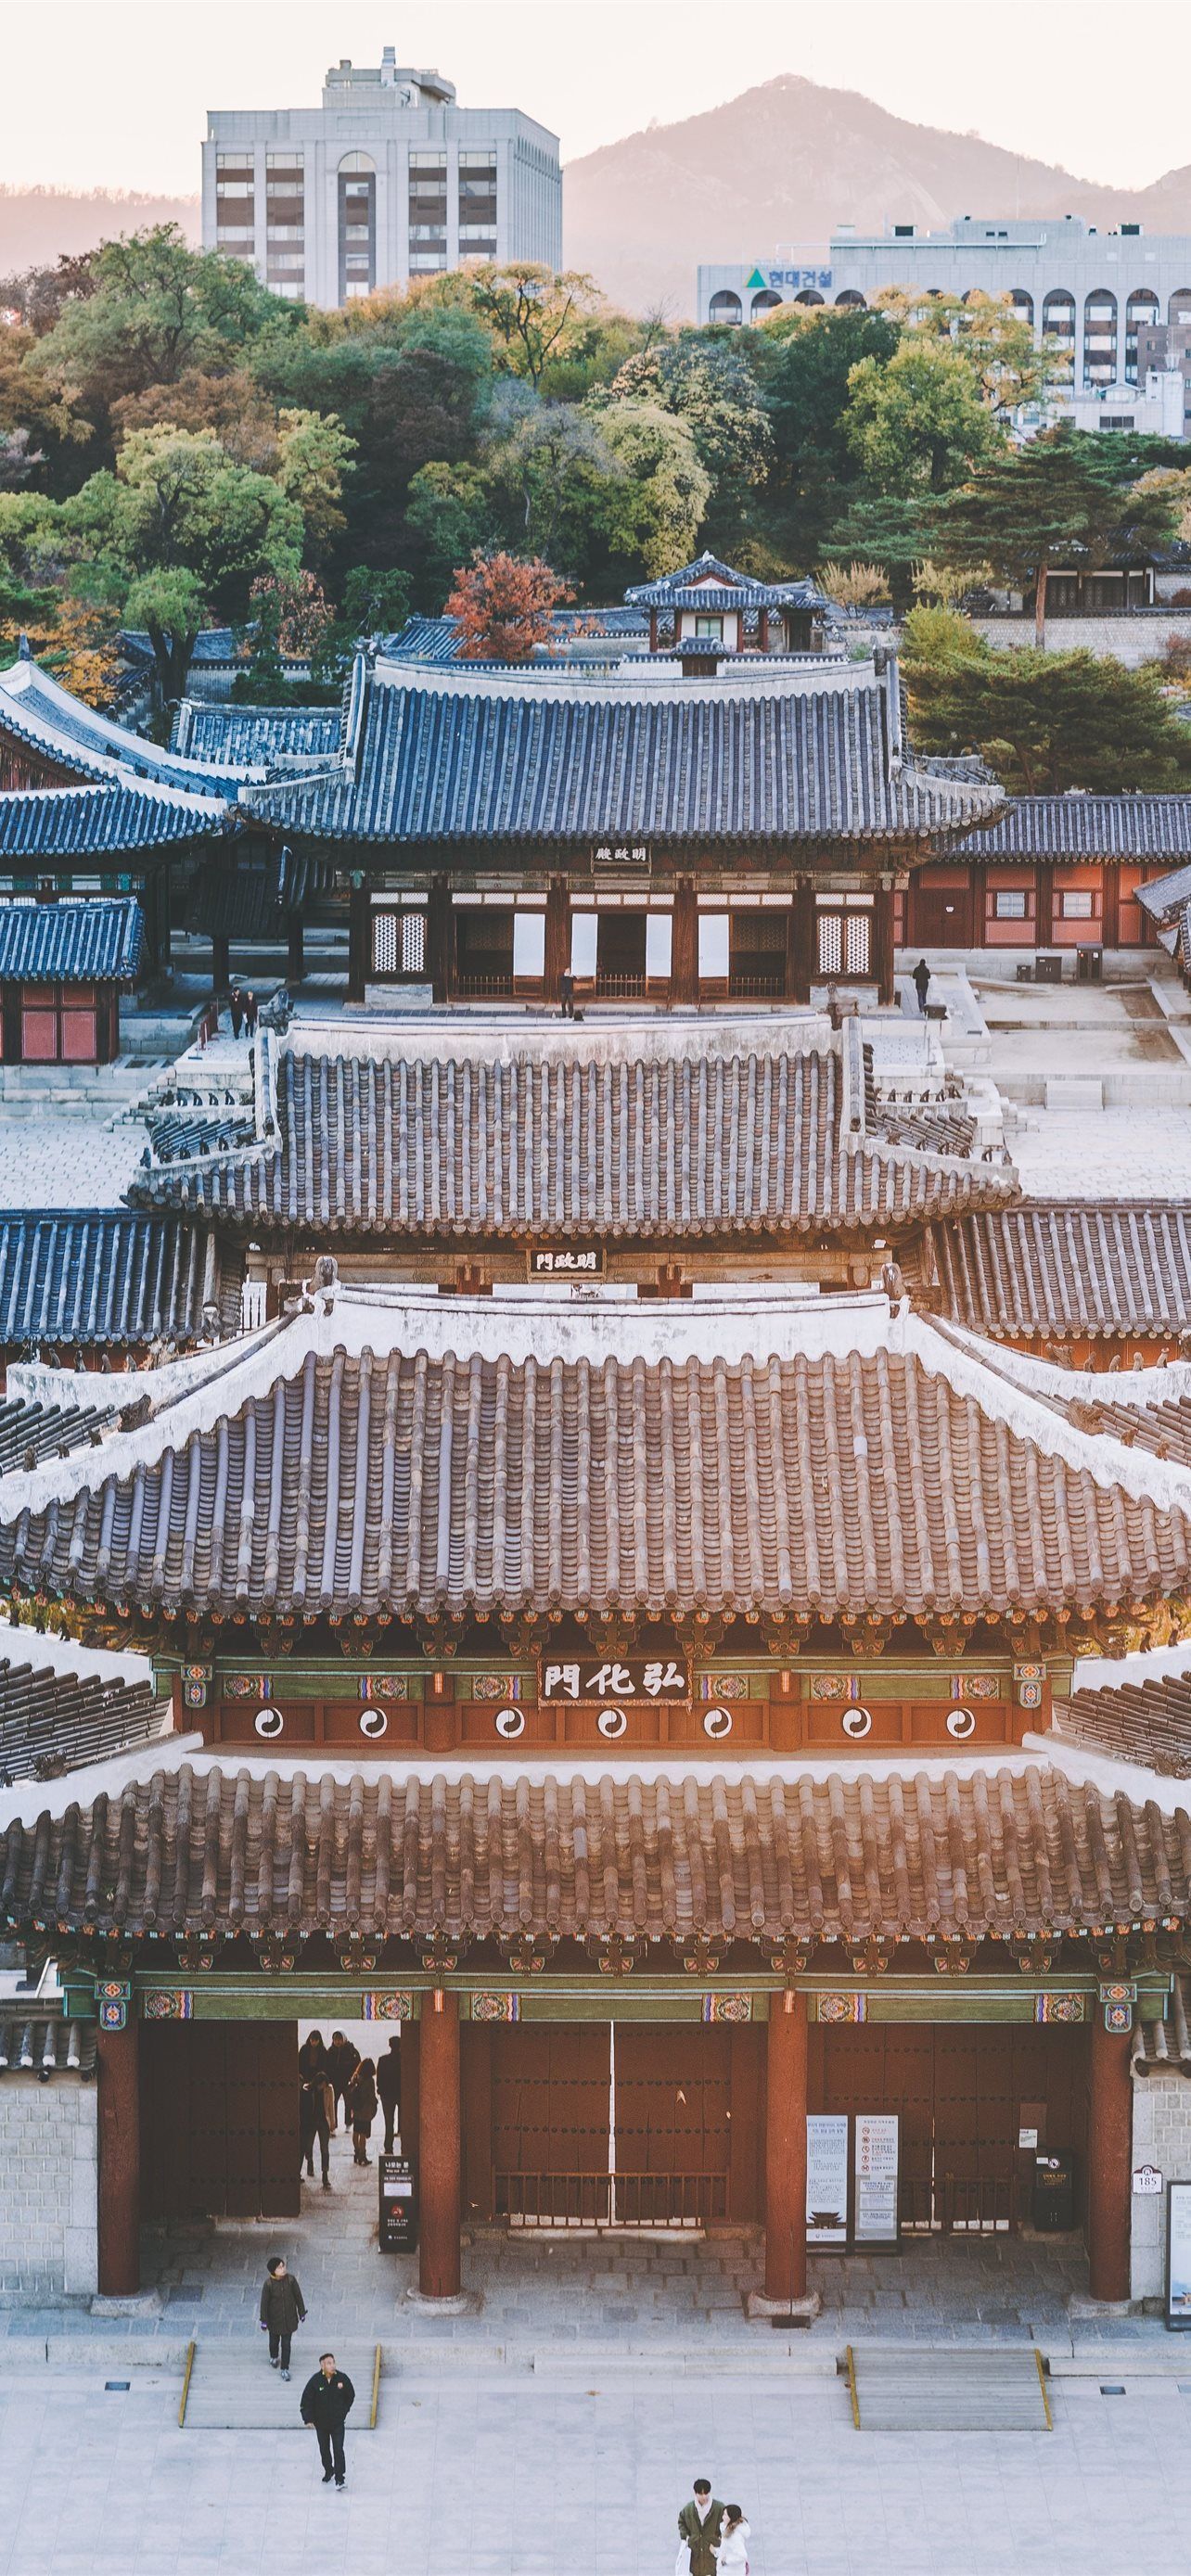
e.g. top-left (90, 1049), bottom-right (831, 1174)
top-left (937, 427), bottom-right (1183, 644)
top-left (749, 304), bottom-right (902, 558)
top-left (273, 407), bottom-right (356, 563)
top-left (599, 333), bottom-right (770, 549)
top-left (594, 401), bottom-right (711, 580)
top-left (881, 288), bottom-right (1064, 419)
top-left (25, 226), bottom-right (293, 430)
top-left (404, 460), bottom-right (498, 606)
top-left (819, 492), bottom-right (932, 609)
top-left (463, 264), bottom-right (606, 390)
top-left (310, 565), bottom-right (415, 686)
top-left (844, 335), bottom-right (1004, 496)
top-left (903, 606), bottom-right (1191, 792)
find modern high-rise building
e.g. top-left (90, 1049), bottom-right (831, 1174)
top-left (202, 45), bottom-right (561, 307)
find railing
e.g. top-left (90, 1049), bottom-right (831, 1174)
top-left (455, 974), bottom-right (515, 999)
top-left (495, 2170), bottom-right (728, 2229)
top-left (900, 2173), bottom-right (1018, 2236)
top-left (594, 974), bottom-right (647, 1000)
top-left (728, 973), bottom-right (785, 999)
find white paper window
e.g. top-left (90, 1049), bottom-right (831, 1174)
top-left (698, 913), bottom-right (730, 978)
top-left (570, 912), bottom-right (598, 977)
top-left (646, 914), bottom-right (672, 979)
top-left (512, 912), bottom-right (545, 978)
top-left (994, 889), bottom-right (1028, 920)
top-left (1061, 889), bottom-right (1095, 919)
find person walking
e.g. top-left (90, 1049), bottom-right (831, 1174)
top-left (716, 2506), bottom-right (751, 2571)
top-left (913, 957), bottom-right (931, 1015)
top-left (299, 2030), bottom-right (328, 2083)
top-left (244, 988), bottom-right (259, 1038)
top-left (377, 2034), bottom-right (401, 2152)
top-left (229, 984), bottom-right (245, 1039)
top-left (300, 2072), bottom-right (333, 2188)
top-left (301, 2351), bottom-right (355, 2490)
top-left (677, 2478), bottom-right (724, 2576)
top-left (259, 2253), bottom-right (306, 2381)
top-left (347, 2054), bottom-right (378, 2164)
top-left (327, 2030), bottom-right (359, 2124)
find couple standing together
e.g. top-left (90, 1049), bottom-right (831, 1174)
top-left (678, 2479), bottom-right (751, 2573)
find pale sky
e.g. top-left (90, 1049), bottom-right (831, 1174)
top-left (0, 0), bottom-right (1188, 195)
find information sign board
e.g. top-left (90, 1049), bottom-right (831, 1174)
top-left (806, 2114), bottom-right (850, 2246)
top-left (1167, 2180), bottom-right (1191, 2327)
top-left (854, 2112), bottom-right (900, 2247)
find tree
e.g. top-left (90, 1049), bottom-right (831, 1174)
top-left (444, 551), bottom-right (572, 661)
top-left (25, 227), bottom-right (293, 427)
top-left (110, 366), bottom-right (282, 471)
top-left (404, 461), bottom-right (497, 606)
top-left (749, 303), bottom-right (902, 559)
top-left (122, 566), bottom-right (207, 702)
top-left (844, 336), bottom-right (1003, 496)
top-left (880, 288), bottom-right (1063, 420)
top-left (233, 570), bottom-right (335, 703)
top-left (816, 560), bottom-right (890, 610)
top-left (595, 401), bottom-right (711, 579)
top-left (273, 408), bottom-right (355, 563)
top-left (937, 427), bottom-right (1182, 644)
top-left (310, 565), bottom-right (414, 687)
top-left (903, 607), bottom-right (1191, 792)
top-left (464, 265), bottom-right (605, 390)
top-left (819, 493), bottom-right (931, 609)
top-left (599, 333), bottom-right (771, 548)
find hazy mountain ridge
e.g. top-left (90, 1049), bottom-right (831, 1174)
top-left (0, 185), bottom-right (199, 281)
top-left (562, 74), bottom-right (1191, 315)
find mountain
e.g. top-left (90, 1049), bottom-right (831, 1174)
top-left (562, 74), bottom-right (1191, 316)
top-left (0, 186), bottom-right (199, 281)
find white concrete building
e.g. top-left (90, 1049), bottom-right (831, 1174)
top-left (203, 45), bottom-right (560, 307)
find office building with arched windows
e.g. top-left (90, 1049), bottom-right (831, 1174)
top-left (202, 46), bottom-right (560, 308)
top-left (698, 215), bottom-right (1191, 395)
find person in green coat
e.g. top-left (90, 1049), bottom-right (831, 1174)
top-left (678, 2479), bottom-right (725, 2576)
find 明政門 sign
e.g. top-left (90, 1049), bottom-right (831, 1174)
top-left (539, 1656), bottom-right (691, 1704)
top-left (527, 1243), bottom-right (607, 1280)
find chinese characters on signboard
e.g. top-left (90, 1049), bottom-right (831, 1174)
top-left (539, 1656), bottom-right (690, 1704)
top-left (592, 844), bottom-right (650, 869)
top-left (527, 1244), bottom-right (607, 1280)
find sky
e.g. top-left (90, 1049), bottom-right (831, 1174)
top-left (2, 0), bottom-right (1191, 196)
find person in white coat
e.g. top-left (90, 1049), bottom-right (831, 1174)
top-left (716, 2505), bottom-right (750, 2570)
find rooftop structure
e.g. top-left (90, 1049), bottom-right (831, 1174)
top-left (0, 1212), bottom-right (235, 1359)
top-left (202, 44), bottom-right (560, 309)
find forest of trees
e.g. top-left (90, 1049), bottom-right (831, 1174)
top-left (3, 224), bottom-right (1191, 786)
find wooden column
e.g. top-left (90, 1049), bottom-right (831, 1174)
top-left (788, 879), bottom-right (815, 1004)
top-left (347, 881), bottom-right (369, 1002)
top-left (764, 1990), bottom-right (808, 2303)
top-left (1087, 2012), bottom-right (1133, 2303)
top-left (1036, 861), bottom-right (1055, 948)
top-left (1103, 860), bottom-right (1121, 950)
top-left (211, 934), bottom-right (230, 996)
top-left (287, 916), bottom-right (305, 985)
top-left (544, 876), bottom-right (570, 1007)
top-left (96, 2021), bottom-right (140, 2297)
top-left (874, 883), bottom-right (895, 1007)
top-left (418, 1989), bottom-right (461, 2298)
top-left (671, 878), bottom-right (698, 1006)
top-left (427, 878), bottom-right (452, 1003)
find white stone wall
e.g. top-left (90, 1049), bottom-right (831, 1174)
top-left (0, 2078), bottom-right (97, 2300)
top-left (1131, 2075), bottom-right (1191, 2302)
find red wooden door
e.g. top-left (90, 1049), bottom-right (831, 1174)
top-left (614, 2025), bottom-right (733, 2222)
top-left (492, 2024), bottom-right (611, 2220)
top-left (141, 2021), bottom-right (301, 2219)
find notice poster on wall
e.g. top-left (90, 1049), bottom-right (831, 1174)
top-left (1167, 2181), bottom-right (1191, 2328)
top-left (806, 2114), bottom-right (850, 2246)
top-left (854, 2112), bottom-right (900, 2247)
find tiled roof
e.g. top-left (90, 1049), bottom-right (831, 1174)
top-left (0, 2010), bottom-right (96, 2077)
top-left (184, 849), bottom-right (327, 940)
top-left (0, 896), bottom-right (143, 983)
top-left (171, 700), bottom-right (345, 767)
top-left (1138, 861), bottom-right (1191, 926)
top-left (0, 1643), bottom-right (168, 1780)
top-left (1133, 1973), bottom-right (1191, 2072)
top-left (954, 794), bottom-right (1191, 862)
top-left (126, 1029), bottom-right (1018, 1235)
top-left (2, 1306), bottom-right (1187, 1626)
top-left (245, 662), bottom-right (1002, 847)
top-left (0, 783), bottom-right (223, 858)
top-left (1057, 1659), bottom-right (1191, 1779)
top-left (0, 1761), bottom-right (1186, 1947)
top-left (0, 1212), bottom-right (227, 1348)
top-left (626, 554), bottom-right (824, 611)
top-left (0, 657), bottom-right (246, 796)
top-left (0, 1395), bottom-right (119, 1475)
top-left (928, 1205), bottom-right (1191, 1342)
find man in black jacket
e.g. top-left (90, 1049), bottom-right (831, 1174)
top-left (301, 2352), bottom-right (355, 2489)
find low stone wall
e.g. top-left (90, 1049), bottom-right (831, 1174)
top-left (1131, 2073), bottom-right (1191, 2302)
top-left (0, 2076), bottom-right (97, 2300)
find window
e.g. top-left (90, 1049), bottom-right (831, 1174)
top-left (371, 910), bottom-right (426, 976)
top-left (698, 913), bottom-right (730, 979)
top-left (216, 153), bottom-right (255, 261)
top-left (339, 152), bottom-right (376, 303)
top-left (994, 889), bottom-right (1028, 920)
top-left (817, 912), bottom-right (871, 977)
top-left (709, 290), bottom-right (742, 325)
top-left (1060, 889), bottom-right (1095, 919)
top-left (645, 913), bottom-right (672, 979)
top-left (1125, 287), bottom-right (1159, 380)
top-left (1083, 288), bottom-right (1118, 384)
top-left (570, 912), bottom-right (598, 978)
top-left (512, 912), bottom-right (545, 979)
top-left (266, 152), bottom-right (304, 298)
top-left (1009, 289), bottom-right (1034, 326)
top-left (458, 149), bottom-right (496, 259)
top-left (750, 288), bottom-right (782, 321)
top-left (409, 150), bottom-right (447, 271)
top-left (694, 615), bottom-right (724, 638)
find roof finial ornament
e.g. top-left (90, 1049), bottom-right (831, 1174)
top-left (17, 631), bottom-right (32, 661)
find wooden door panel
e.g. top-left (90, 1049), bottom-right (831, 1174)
top-left (614, 2026), bottom-right (732, 2177)
top-left (492, 2024), bottom-right (610, 2176)
top-left (140, 2021), bottom-right (299, 2220)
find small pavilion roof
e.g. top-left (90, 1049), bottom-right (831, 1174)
top-left (927, 1204), bottom-right (1191, 1345)
top-left (954, 794), bottom-right (1191, 865)
top-left (0, 781), bottom-right (224, 859)
top-left (625, 553), bottom-right (826, 612)
top-left (0, 896), bottom-right (143, 983)
top-left (0, 1211), bottom-right (233, 1350)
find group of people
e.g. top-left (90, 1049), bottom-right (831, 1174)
top-left (298, 2029), bottom-right (402, 2183)
top-left (227, 984), bottom-right (259, 1039)
top-left (678, 2480), bottom-right (751, 2574)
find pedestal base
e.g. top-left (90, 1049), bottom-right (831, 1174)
top-left (89, 2289), bottom-right (163, 2319)
top-left (403, 2287), bottom-right (481, 2315)
top-left (745, 2289), bottom-right (822, 2325)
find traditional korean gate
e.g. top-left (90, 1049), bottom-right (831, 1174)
top-left (140, 2021), bottom-right (300, 2220)
top-left (613, 2025), bottom-right (734, 2225)
top-left (493, 2026), bottom-right (612, 2225)
top-left (819, 2023), bottom-right (1086, 2234)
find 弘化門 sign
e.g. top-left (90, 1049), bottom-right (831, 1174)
top-left (539, 1656), bottom-right (690, 1704)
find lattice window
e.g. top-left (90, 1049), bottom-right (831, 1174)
top-left (372, 910), bottom-right (426, 976)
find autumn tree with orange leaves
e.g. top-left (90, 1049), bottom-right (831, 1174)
top-left (444, 550), bottom-right (572, 662)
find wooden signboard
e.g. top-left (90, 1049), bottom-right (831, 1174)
top-left (527, 1243), bottom-right (607, 1281)
top-left (539, 1655), bottom-right (691, 1705)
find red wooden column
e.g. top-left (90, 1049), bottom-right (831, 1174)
top-left (287, 916), bottom-right (305, 986)
top-left (96, 2021), bottom-right (141, 2297)
top-left (764, 1990), bottom-right (808, 2303)
top-left (419, 1990), bottom-right (462, 2298)
top-left (1087, 2011), bottom-right (1133, 2302)
top-left (873, 882), bottom-right (896, 1008)
top-left (347, 880), bottom-right (369, 1002)
top-left (544, 877), bottom-right (570, 1007)
top-left (671, 879), bottom-right (698, 1006)
top-left (787, 880), bottom-right (815, 1004)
